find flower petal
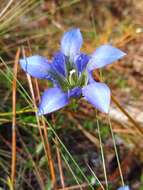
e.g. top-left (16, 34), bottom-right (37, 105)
top-left (87, 70), bottom-right (95, 83)
top-left (82, 82), bottom-right (111, 113)
top-left (20, 55), bottom-right (52, 79)
top-left (61, 28), bottom-right (83, 59)
top-left (117, 186), bottom-right (130, 190)
top-left (52, 51), bottom-right (66, 76)
top-left (68, 87), bottom-right (82, 98)
top-left (74, 53), bottom-right (90, 73)
top-left (38, 88), bottom-right (69, 115)
top-left (87, 44), bottom-right (126, 71)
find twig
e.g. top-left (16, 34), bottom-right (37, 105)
top-left (11, 48), bottom-right (20, 185)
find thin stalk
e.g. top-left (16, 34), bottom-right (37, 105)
top-left (26, 74), bottom-right (46, 190)
top-left (52, 136), bottom-right (83, 189)
top-left (55, 138), bottom-right (65, 188)
top-left (61, 153), bottom-right (83, 190)
top-left (41, 119), bottom-right (57, 188)
top-left (11, 48), bottom-right (20, 185)
top-left (45, 119), bottom-right (94, 190)
top-left (96, 116), bottom-right (108, 190)
top-left (86, 163), bottom-right (105, 190)
top-left (108, 116), bottom-right (125, 186)
top-left (0, 108), bottom-right (34, 116)
top-left (36, 89), bottom-right (57, 188)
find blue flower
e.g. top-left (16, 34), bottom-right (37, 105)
top-left (117, 185), bottom-right (130, 190)
top-left (20, 28), bottom-right (126, 115)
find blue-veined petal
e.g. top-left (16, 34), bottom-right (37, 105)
top-left (74, 53), bottom-right (90, 73)
top-left (87, 44), bottom-right (126, 71)
top-left (52, 51), bottom-right (66, 76)
top-left (82, 82), bottom-right (111, 113)
top-left (38, 87), bottom-right (69, 115)
top-left (68, 87), bottom-right (82, 98)
top-left (117, 186), bottom-right (130, 190)
top-left (61, 28), bottom-right (83, 59)
top-left (20, 55), bottom-right (52, 79)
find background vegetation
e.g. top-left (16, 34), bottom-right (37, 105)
top-left (0, 0), bottom-right (143, 189)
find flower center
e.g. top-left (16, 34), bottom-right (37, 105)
top-left (50, 58), bottom-right (88, 92)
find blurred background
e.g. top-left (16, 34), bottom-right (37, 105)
top-left (0, 0), bottom-right (143, 189)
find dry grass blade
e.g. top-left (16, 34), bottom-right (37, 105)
top-left (21, 47), bottom-right (47, 190)
top-left (11, 48), bottom-right (20, 186)
top-left (34, 79), bottom-right (57, 188)
top-left (108, 116), bottom-right (125, 187)
top-left (96, 117), bottom-right (108, 190)
top-left (25, 75), bottom-right (46, 190)
top-left (22, 45), bottom-right (56, 188)
top-left (86, 163), bottom-right (105, 190)
top-left (0, 0), bottom-right (39, 35)
top-left (55, 138), bottom-right (65, 188)
top-left (0, 0), bottom-right (14, 18)
top-left (27, 38), bottom-right (57, 188)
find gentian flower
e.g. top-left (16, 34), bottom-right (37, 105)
top-left (20, 28), bottom-right (126, 115)
top-left (117, 185), bottom-right (130, 190)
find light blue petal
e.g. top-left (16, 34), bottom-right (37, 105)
top-left (117, 185), bottom-right (130, 190)
top-left (20, 55), bottom-right (52, 79)
top-left (61, 28), bottom-right (83, 59)
top-left (74, 53), bottom-right (90, 73)
top-left (82, 82), bottom-right (111, 113)
top-left (87, 44), bottom-right (126, 71)
top-left (38, 88), bottom-right (69, 115)
top-left (52, 51), bottom-right (66, 76)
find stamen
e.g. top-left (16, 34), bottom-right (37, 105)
top-left (69, 69), bottom-right (76, 85)
top-left (69, 69), bottom-right (76, 76)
